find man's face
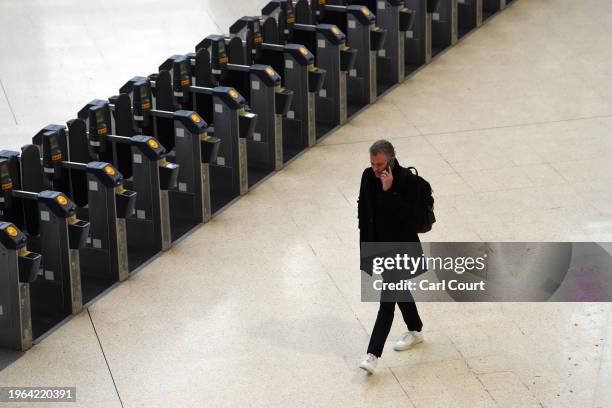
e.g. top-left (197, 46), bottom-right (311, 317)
top-left (371, 152), bottom-right (390, 178)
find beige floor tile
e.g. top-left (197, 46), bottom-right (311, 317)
top-left (477, 371), bottom-right (540, 408)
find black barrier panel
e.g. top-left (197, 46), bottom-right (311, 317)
top-left (150, 71), bottom-right (177, 153)
top-left (483, 0), bottom-right (500, 20)
top-left (18, 146), bottom-right (46, 235)
top-left (20, 146), bottom-right (46, 195)
top-left (431, 0), bottom-right (457, 57)
top-left (0, 153), bottom-right (26, 233)
top-left (295, 0), bottom-right (313, 24)
top-left (227, 37), bottom-right (247, 65)
top-left (107, 94), bottom-right (136, 179)
top-left (66, 120), bottom-right (94, 208)
top-left (457, 0), bottom-right (479, 39)
top-left (194, 49), bottom-right (216, 88)
top-left (262, 17), bottom-right (281, 44)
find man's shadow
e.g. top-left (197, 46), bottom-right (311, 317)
top-left (250, 314), bottom-right (408, 384)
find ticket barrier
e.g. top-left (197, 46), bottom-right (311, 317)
top-left (261, 1), bottom-right (358, 137)
top-left (151, 61), bottom-right (257, 211)
top-left (80, 93), bottom-right (210, 243)
top-left (483, 0), bottom-right (503, 21)
top-left (295, 1), bottom-right (387, 114)
top-left (192, 37), bottom-right (293, 181)
top-left (431, 0), bottom-right (457, 57)
top-left (457, 0), bottom-right (481, 38)
top-left (228, 16), bottom-right (326, 162)
top-left (0, 151), bottom-right (88, 339)
top-left (402, 0), bottom-right (436, 72)
top-left (109, 90), bottom-right (219, 226)
top-left (327, 0), bottom-right (416, 91)
top-left (71, 100), bottom-right (179, 270)
top-left (120, 76), bottom-right (231, 215)
top-left (109, 92), bottom-right (214, 237)
top-left (29, 128), bottom-right (138, 302)
top-left (0, 222), bottom-right (41, 351)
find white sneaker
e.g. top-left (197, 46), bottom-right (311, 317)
top-left (394, 331), bottom-right (424, 351)
top-left (359, 353), bottom-right (378, 374)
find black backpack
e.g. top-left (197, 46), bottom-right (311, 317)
top-left (406, 167), bottom-right (436, 233)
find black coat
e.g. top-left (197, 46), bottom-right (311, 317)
top-left (358, 159), bottom-right (425, 277)
top-left (358, 159), bottom-right (421, 243)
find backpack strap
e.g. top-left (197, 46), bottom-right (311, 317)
top-left (393, 166), bottom-right (415, 197)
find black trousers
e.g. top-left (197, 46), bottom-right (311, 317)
top-left (366, 299), bottom-right (423, 358)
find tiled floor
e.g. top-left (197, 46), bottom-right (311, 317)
top-left (1, 0), bottom-right (612, 407)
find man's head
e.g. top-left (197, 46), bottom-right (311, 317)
top-left (369, 139), bottom-right (395, 178)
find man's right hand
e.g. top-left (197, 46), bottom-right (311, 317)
top-left (380, 167), bottom-right (394, 192)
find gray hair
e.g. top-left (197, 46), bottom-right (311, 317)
top-left (369, 139), bottom-right (395, 158)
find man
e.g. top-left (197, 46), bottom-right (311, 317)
top-left (358, 140), bottom-right (424, 375)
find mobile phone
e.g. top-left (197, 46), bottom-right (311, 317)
top-left (387, 159), bottom-right (395, 171)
